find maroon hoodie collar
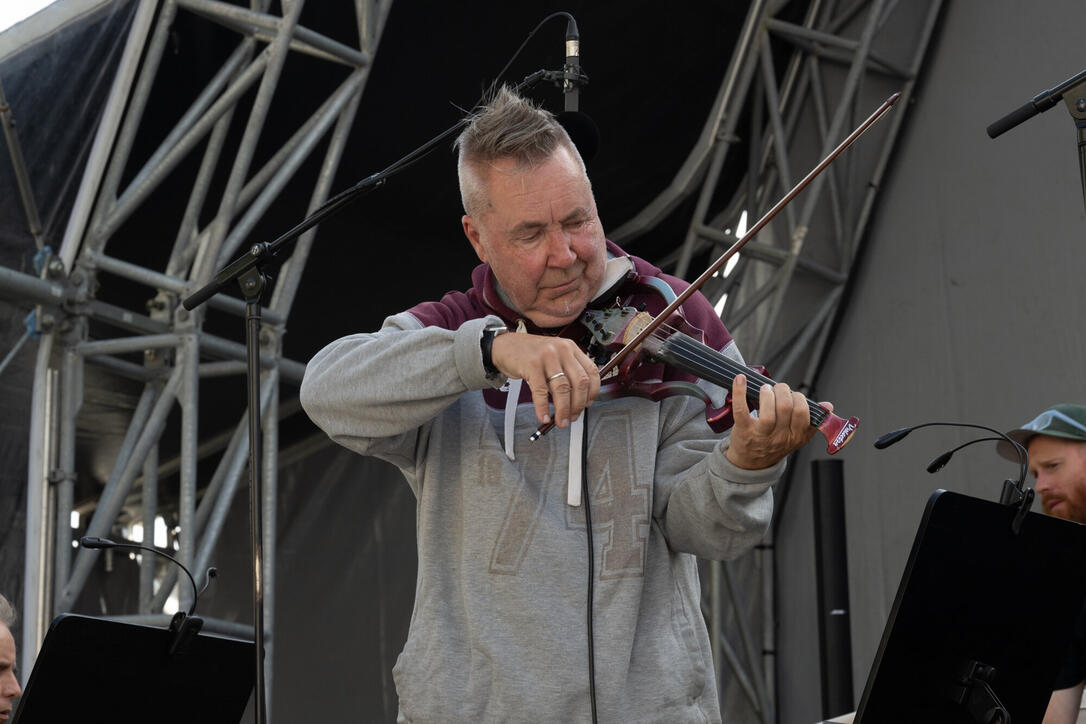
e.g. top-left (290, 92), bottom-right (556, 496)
top-left (470, 240), bottom-right (657, 332)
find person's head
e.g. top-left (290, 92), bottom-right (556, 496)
top-left (1001, 404), bottom-right (1086, 523)
top-left (0, 594), bottom-right (20, 722)
top-left (456, 86), bottom-right (606, 328)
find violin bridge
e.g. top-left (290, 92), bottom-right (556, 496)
top-left (622, 311), bottom-right (654, 347)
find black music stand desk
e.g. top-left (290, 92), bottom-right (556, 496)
top-left (855, 489), bottom-right (1086, 723)
top-left (12, 613), bottom-right (254, 724)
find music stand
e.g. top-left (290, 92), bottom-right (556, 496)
top-left (855, 489), bottom-right (1086, 723)
top-left (12, 613), bottom-right (254, 724)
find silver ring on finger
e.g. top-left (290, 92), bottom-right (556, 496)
top-left (547, 371), bottom-right (566, 382)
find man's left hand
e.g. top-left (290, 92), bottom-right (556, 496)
top-left (725, 374), bottom-right (833, 470)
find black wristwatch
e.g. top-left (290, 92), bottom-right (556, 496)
top-left (480, 323), bottom-right (508, 375)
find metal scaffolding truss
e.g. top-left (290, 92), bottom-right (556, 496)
top-left (3, 0), bottom-right (394, 715)
top-left (610, 0), bottom-right (944, 720)
top-left (0, 0), bottom-right (948, 719)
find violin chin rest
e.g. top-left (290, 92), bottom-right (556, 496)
top-left (819, 414), bottom-right (860, 455)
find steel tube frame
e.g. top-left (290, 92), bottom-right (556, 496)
top-left (52, 349), bottom-right (81, 604)
top-left (92, 52), bottom-right (271, 245)
top-left (139, 441), bottom-right (159, 613)
top-left (56, 367), bottom-right (180, 611)
top-left (5, 2), bottom-right (949, 720)
top-left (85, 0), bottom-right (183, 253)
top-left (16, 4), bottom-right (394, 720)
top-left (271, 67), bottom-right (366, 313)
top-left (260, 366), bottom-right (279, 708)
top-left (613, 0), bottom-right (771, 248)
top-left (751, 0), bottom-right (887, 362)
top-left (190, 0), bottom-right (306, 289)
top-left (75, 333), bottom-right (184, 357)
top-left (178, 0), bottom-right (370, 68)
top-left (620, 2), bottom-right (944, 719)
top-left (0, 266), bottom-right (71, 307)
top-left (0, 266), bottom-right (308, 381)
top-left (215, 69), bottom-right (366, 265)
top-left (21, 354), bottom-right (55, 676)
top-left (84, 250), bottom-right (284, 321)
top-left (177, 329), bottom-right (199, 613)
top-left (0, 76), bottom-right (45, 250)
top-left (57, 0), bottom-right (159, 272)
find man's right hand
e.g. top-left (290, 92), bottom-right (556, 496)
top-left (490, 333), bottom-right (601, 429)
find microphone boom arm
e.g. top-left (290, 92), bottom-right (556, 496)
top-left (873, 422), bottom-right (1034, 534)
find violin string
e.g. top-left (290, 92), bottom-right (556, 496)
top-left (651, 325), bottom-right (773, 395)
top-left (654, 326), bottom-right (772, 386)
top-left (644, 322), bottom-right (829, 426)
top-left (661, 332), bottom-right (829, 426)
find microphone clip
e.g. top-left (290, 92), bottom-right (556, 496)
top-left (949, 659), bottom-right (1010, 724)
top-left (168, 610), bottom-right (204, 656)
top-left (525, 67), bottom-right (589, 93)
top-left (561, 64), bottom-right (589, 93)
top-left (999, 480), bottom-right (1035, 536)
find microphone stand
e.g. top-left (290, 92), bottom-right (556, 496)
top-left (181, 65), bottom-right (576, 724)
top-left (987, 66), bottom-right (1086, 214)
top-left (1064, 87), bottom-right (1086, 217)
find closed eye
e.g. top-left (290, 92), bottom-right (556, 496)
top-left (510, 224), bottom-right (545, 243)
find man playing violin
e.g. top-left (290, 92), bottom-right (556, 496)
top-left (301, 85), bottom-right (833, 722)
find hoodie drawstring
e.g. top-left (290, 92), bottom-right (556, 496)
top-left (501, 320), bottom-right (583, 506)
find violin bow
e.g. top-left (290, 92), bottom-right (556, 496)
top-left (531, 91), bottom-right (902, 444)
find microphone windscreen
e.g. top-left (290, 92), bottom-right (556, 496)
top-left (926, 451), bottom-right (952, 473)
top-left (558, 111), bottom-right (600, 163)
top-left (873, 428), bottom-right (911, 449)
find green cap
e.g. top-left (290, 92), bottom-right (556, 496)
top-left (998, 403), bottom-right (1086, 460)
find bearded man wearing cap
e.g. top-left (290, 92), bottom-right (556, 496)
top-left (1002, 403), bottom-right (1086, 724)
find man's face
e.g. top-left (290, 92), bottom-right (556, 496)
top-left (1028, 436), bottom-right (1086, 523)
top-left (0, 624), bottom-right (19, 722)
top-left (462, 145), bottom-right (607, 328)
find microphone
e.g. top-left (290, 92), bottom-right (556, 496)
top-left (987, 66), bottom-right (1086, 138)
top-left (872, 427), bottom-right (911, 449)
top-left (562, 15), bottom-right (581, 113)
top-left (80, 535), bottom-right (218, 653)
top-left (925, 437), bottom-right (1005, 474)
top-left (555, 14), bottom-right (599, 162)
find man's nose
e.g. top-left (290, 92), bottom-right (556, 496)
top-left (1034, 472), bottom-right (1053, 492)
top-left (545, 227), bottom-right (576, 266)
top-left (2, 674), bottom-right (18, 699)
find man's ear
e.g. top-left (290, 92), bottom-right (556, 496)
top-left (462, 215), bottom-right (488, 264)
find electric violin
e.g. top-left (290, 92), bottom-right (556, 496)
top-left (529, 90), bottom-right (902, 450)
top-left (544, 270), bottom-right (859, 454)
